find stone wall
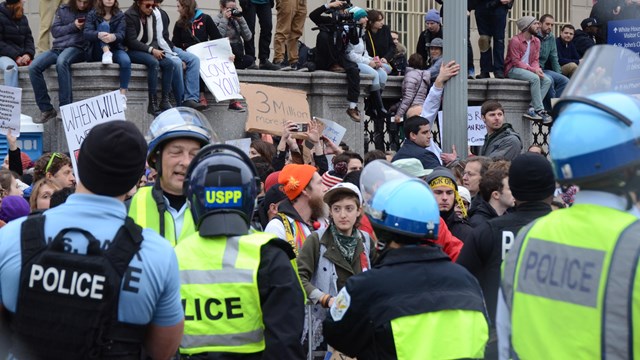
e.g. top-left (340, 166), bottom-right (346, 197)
top-left (6, 63), bottom-right (535, 155)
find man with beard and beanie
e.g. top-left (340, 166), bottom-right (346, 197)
top-left (458, 152), bottom-right (554, 359)
top-left (128, 108), bottom-right (215, 247)
top-left (478, 100), bottom-right (522, 160)
top-left (426, 167), bottom-right (474, 244)
top-left (0, 121), bottom-right (184, 359)
top-left (264, 163), bottom-right (326, 254)
top-left (175, 144), bottom-right (305, 358)
top-left (323, 160), bottom-right (488, 359)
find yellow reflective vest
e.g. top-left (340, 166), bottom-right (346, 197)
top-left (128, 186), bottom-right (195, 246)
top-left (502, 204), bottom-right (640, 359)
top-left (175, 232), bottom-right (276, 355)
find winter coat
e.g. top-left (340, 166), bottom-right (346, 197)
top-left (0, 2), bottom-right (34, 60)
top-left (172, 10), bottom-right (221, 50)
top-left (556, 37), bottom-right (580, 66)
top-left (396, 66), bottom-right (430, 119)
top-left (345, 33), bottom-right (372, 65)
top-left (478, 123), bottom-right (522, 161)
top-left (84, 9), bottom-right (126, 51)
top-left (364, 24), bottom-right (395, 62)
top-left (468, 195), bottom-right (499, 228)
top-left (51, 4), bottom-right (90, 51)
top-left (213, 12), bottom-right (251, 44)
top-left (392, 140), bottom-right (441, 170)
top-left (572, 30), bottom-right (596, 58)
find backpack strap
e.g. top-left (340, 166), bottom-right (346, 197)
top-left (20, 214), bottom-right (47, 265)
top-left (105, 217), bottom-right (144, 277)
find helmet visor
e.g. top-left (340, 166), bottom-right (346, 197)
top-left (360, 160), bottom-right (412, 212)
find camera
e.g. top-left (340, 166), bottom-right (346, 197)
top-left (291, 123), bottom-right (309, 132)
top-left (231, 8), bottom-right (243, 17)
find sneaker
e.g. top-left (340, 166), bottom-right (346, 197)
top-left (228, 101), bottom-right (246, 112)
top-left (182, 99), bottom-right (206, 110)
top-left (538, 110), bottom-right (553, 125)
top-left (523, 107), bottom-right (542, 121)
top-left (120, 94), bottom-right (127, 110)
top-left (34, 109), bottom-right (57, 124)
top-left (468, 70), bottom-right (475, 79)
top-left (346, 107), bottom-right (361, 122)
top-left (494, 72), bottom-right (505, 79)
top-left (275, 61), bottom-right (293, 71)
top-left (102, 51), bottom-right (113, 65)
top-left (259, 60), bottom-right (282, 71)
top-left (246, 63), bottom-right (259, 70)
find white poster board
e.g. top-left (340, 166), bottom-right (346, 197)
top-left (225, 138), bottom-right (252, 156)
top-left (188, 38), bottom-right (242, 102)
top-left (60, 90), bottom-right (126, 178)
top-left (313, 116), bottom-right (346, 146)
top-left (437, 106), bottom-right (486, 146)
top-left (0, 85), bottom-right (22, 136)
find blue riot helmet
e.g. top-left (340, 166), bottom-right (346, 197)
top-left (146, 107), bottom-right (217, 171)
top-left (550, 45), bottom-right (640, 191)
top-left (183, 144), bottom-right (260, 237)
top-left (360, 160), bottom-right (440, 241)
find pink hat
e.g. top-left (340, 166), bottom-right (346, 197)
top-left (264, 171), bottom-right (280, 191)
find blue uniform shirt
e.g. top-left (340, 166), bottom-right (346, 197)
top-left (0, 193), bottom-right (183, 327)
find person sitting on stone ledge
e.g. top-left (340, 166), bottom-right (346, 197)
top-left (0, 0), bottom-right (34, 90)
top-left (124, 0), bottom-right (180, 115)
top-left (84, 0), bottom-right (130, 108)
top-left (28, 0), bottom-right (93, 124)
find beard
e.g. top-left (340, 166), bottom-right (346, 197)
top-left (309, 195), bottom-right (327, 221)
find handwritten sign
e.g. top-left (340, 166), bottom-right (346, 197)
top-left (240, 83), bottom-right (311, 136)
top-left (188, 38), bottom-right (242, 102)
top-left (437, 106), bottom-right (486, 146)
top-left (313, 116), bottom-right (346, 146)
top-left (225, 138), bottom-right (252, 156)
top-left (60, 90), bottom-right (126, 178)
top-left (0, 85), bottom-right (22, 136)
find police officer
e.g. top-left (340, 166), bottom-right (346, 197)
top-left (497, 45), bottom-right (640, 359)
top-left (0, 121), bottom-right (184, 359)
top-left (323, 160), bottom-right (488, 359)
top-left (175, 144), bottom-right (305, 359)
top-left (128, 107), bottom-right (216, 246)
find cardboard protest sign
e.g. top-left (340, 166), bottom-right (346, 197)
top-left (188, 38), bottom-right (242, 102)
top-left (313, 116), bottom-right (346, 146)
top-left (225, 138), bottom-right (252, 156)
top-left (438, 106), bottom-right (485, 146)
top-left (240, 83), bottom-right (311, 136)
top-left (0, 85), bottom-right (22, 136)
top-left (60, 90), bottom-right (126, 179)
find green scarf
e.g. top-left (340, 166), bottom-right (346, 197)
top-left (329, 222), bottom-right (359, 263)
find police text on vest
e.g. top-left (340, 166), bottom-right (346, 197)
top-left (29, 265), bottom-right (105, 299)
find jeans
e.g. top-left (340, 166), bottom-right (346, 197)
top-left (543, 70), bottom-right (569, 111)
top-left (97, 21), bottom-right (110, 48)
top-left (475, 5), bottom-right (508, 74)
top-left (508, 67), bottom-right (552, 112)
top-left (29, 47), bottom-right (87, 111)
top-left (173, 47), bottom-right (200, 103)
top-left (242, 1), bottom-right (273, 62)
top-left (357, 63), bottom-right (387, 91)
top-left (0, 57), bottom-right (19, 88)
top-left (128, 50), bottom-right (175, 97)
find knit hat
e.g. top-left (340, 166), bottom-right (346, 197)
top-left (458, 186), bottom-right (471, 204)
top-left (263, 184), bottom-right (287, 209)
top-left (278, 164), bottom-right (317, 200)
top-left (77, 121), bottom-right (147, 197)
top-left (264, 170), bottom-right (280, 192)
top-left (6, 0), bottom-right (19, 5)
top-left (516, 16), bottom-right (536, 32)
top-left (426, 167), bottom-right (458, 191)
top-left (349, 6), bottom-right (368, 22)
top-left (424, 9), bottom-right (440, 24)
top-left (0, 195), bottom-right (30, 222)
top-left (508, 153), bottom-right (556, 202)
top-left (321, 171), bottom-right (342, 189)
top-left (429, 38), bottom-right (444, 48)
top-left (392, 158), bottom-right (433, 178)
top-left (581, 17), bottom-right (599, 30)
top-left (20, 153), bottom-right (33, 171)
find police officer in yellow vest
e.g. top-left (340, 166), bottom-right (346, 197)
top-left (128, 107), bottom-right (216, 246)
top-left (497, 45), bottom-right (640, 359)
top-left (175, 144), bottom-right (305, 359)
top-left (323, 160), bottom-right (489, 359)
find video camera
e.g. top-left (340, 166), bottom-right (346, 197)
top-left (329, 0), bottom-right (354, 24)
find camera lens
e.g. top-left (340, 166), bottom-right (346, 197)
top-left (231, 9), bottom-right (242, 16)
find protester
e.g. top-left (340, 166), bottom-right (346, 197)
top-left (272, 0), bottom-right (305, 70)
top-left (0, 195), bottom-right (30, 223)
top-left (214, 0), bottom-right (255, 70)
top-left (240, 0), bottom-right (281, 70)
top-left (537, 14), bottom-right (569, 112)
top-left (415, 8), bottom-right (442, 67)
top-left (426, 167), bottom-right (474, 243)
top-left (475, 0), bottom-right (512, 79)
top-left (32, 152), bottom-right (76, 189)
top-left (28, 178), bottom-right (60, 211)
top-left (0, 169), bottom-right (23, 198)
top-left (573, 17), bottom-right (599, 58)
top-left (364, 9), bottom-right (395, 73)
top-left (556, 24), bottom-right (580, 78)
top-left (424, 37), bottom-right (443, 83)
top-left (0, 0), bottom-right (34, 89)
top-left (0, 121), bottom-right (184, 359)
top-left (392, 115), bottom-right (440, 170)
top-left (478, 100), bottom-right (523, 160)
top-left (389, 30), bottom-right (407, 75)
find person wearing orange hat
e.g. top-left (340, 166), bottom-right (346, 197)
top-left (264, 163), bottom-right (325, 254)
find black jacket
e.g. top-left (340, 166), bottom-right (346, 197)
top-left (443, 208), bottom-right (474, 244)
top-left (415, 27), bottom-right (442, 68)
top-left (0, 2), bottom-right (34, 60)
top-left (124, 5), bottom-right (174, 53)
top-left (572, 30), bottom-right (596, 58)
top-left (468, 195), bottom-right (498, 228)
top-left (457, 201), bottom-right (551, 323)
top-left (365, 25), bottom-right (395, 62)
top-left (392, 140), bottom-right (441, 170)
top-left (172, 10), bottom-right (221, 50)
top-left (323, 245), bottom-right (487, 359)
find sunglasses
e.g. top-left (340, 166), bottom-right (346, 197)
top-left (45, 152), bottom-right (62, 173)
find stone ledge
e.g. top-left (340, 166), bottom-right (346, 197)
top-left (5, 63), bottom-right (533, 155)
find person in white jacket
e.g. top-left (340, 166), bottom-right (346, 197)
top-left (345, 6), bottom-right (387, 119)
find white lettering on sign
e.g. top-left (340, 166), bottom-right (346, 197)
top-left (29, 264), bottom-right (106, 300)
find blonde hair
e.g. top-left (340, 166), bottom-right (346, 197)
top-left (29, 178), bottom-right (61, 211)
